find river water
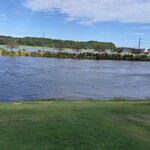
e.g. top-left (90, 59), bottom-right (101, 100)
top-left (0, 56), bottom-right (150, 101)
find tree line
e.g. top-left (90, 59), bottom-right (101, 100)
top-left (0, 35), bottom-right (116, 50)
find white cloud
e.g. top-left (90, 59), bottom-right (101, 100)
top-left (24, 0), bottom-right (150, 24)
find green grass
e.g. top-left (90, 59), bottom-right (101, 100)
top-left (0, 100), bottom-right (150, 150)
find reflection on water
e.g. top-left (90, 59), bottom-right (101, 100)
top-left (0, 56), bottom-right (150, 101)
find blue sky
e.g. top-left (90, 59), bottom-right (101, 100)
top-left (1, 0), bottom-right (150, 48)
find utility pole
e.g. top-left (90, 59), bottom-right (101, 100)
top-left (138, 38), bottom-right (141, 49)
top-left (42, 32), bottom-right (44, 51)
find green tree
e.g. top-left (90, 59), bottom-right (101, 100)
top-left (73, 42), bottom-right (82, 54)
top-left (55, 42), bottom-right (64, 52)
top-left (129, 48), bottom-right (141, 55)
top-left (6, 40), bottom-right (19, 50)
top-left (93, 43), bottom-right (106, 54)
top-left (114, 47), bottom-right (123, 54)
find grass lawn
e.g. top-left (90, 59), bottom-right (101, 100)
top-left (0, 100), bottom-right (150, 150)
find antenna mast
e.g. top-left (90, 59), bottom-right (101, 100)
top-left (138, 38), bottom-right (141, 49)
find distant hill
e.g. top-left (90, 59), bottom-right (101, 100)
top-left (0, 35), bottom-right (116, 50)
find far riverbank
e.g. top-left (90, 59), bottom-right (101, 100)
top-left (0, 48), bottom-right (150, 61)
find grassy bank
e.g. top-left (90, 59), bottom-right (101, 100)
top-left (0, 100), bottom-right (150, 150)
top-left (0, 48), bottom-right (150, 61)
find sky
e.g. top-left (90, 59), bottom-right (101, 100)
top-left (1, 0), bottom-right (150, 48)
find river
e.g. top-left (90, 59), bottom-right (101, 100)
top-left (0, 56), bottom-right (150, 101)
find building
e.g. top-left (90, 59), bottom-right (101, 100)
top-left (144, 49), bottom-right (150, 53)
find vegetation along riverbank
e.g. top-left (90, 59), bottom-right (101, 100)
top-left (1, 35), bottom-right (149, 61)
top-left (0, 48), bottom-right (150, 61)
top-left (0, 100), bottom-right (150, 150)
